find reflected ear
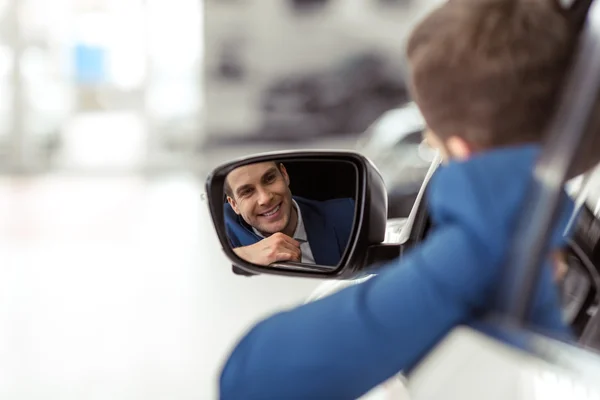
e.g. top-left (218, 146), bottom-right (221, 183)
top-left (227, 196), bottom-right (240, 214)
top-left (279, 163), bottom-right (290, 186)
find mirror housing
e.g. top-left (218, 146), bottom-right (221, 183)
top-left (205, 150), bottom-right (400, 278)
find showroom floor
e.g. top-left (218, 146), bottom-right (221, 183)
top-left (0, 168), bottom-right (328, 399)
top-left (0, 132), bottom-right (417, 399)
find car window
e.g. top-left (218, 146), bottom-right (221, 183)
top-left (585, 166), bottom-right (600, 215)
top-left (569, 164), bottom-right (600, 216)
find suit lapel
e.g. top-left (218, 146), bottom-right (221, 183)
top-left (239, 215), bottom-right (263, 244)
top-left (299, 200), bottom-right (340, 266)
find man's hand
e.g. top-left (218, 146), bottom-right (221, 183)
top-left (233, 233), bottom-right (301, 266)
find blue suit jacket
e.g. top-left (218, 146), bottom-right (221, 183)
top-left (224, 196), bottom-right (355, 266)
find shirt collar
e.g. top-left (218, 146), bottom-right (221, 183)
top-left (253, 199), bottom-right (307, 242)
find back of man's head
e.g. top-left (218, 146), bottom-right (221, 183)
top-left (407, 0), bottom-right (575, 149)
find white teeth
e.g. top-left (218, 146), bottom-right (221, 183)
top-left (262, 205), bottom-right (280, 217)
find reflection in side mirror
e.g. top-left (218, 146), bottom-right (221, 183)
top-left (205, 150), bottom-right (396, 278)
top-left (223, 159), bottom-right (357, 269)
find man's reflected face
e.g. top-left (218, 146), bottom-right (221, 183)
top-left (226, 162), bottom-right (294, 235)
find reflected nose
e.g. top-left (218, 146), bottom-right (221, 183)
top-left (256, 188), bottom-right (273, 206)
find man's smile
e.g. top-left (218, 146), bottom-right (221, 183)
top-left (259, 203), bottom-right (282, 219)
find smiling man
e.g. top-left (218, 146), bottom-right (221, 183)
top-left (224, 161), bottom-right (355, 267)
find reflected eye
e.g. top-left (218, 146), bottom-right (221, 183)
top-left (264, 173), bottom-right (276, 183)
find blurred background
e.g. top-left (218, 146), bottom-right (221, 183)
top-left (0, 0), bottom-right (439, 399)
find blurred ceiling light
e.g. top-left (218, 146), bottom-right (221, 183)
top-left (59, 112), bottom-right (146, 169)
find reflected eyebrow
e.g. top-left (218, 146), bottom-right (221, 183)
top-left (261, 167), bottom-right (278, 181)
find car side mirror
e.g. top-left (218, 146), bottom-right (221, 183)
top-left (204, 150), bottom-right (402, 278)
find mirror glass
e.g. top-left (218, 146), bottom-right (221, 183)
top-left (222, 159), bottom-right (357, 269)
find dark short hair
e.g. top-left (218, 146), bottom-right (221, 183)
top-left (225, 161), bottom-right (283, 199)
top-left (407, 0), bottom-right (575, 148)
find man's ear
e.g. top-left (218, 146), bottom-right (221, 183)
top-left (227, 196), bottom-right (240, 214)
top-left (445, 135), bottom-right (474, 161)
top-left (279, 163), bottom-right (290, 186)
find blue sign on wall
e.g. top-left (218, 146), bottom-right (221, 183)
top-left (73, 43), bottom-right (107, 84)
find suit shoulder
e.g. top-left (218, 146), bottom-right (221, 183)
top-left (223, 203), bottom-right (244, 247)
top-left (224, 202), bottom-right (238, 218)
top-left (323, 197), bottom-right (355, 209)
top-left (294, 196), bottom-right (355, 214)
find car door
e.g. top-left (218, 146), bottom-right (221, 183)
top-left (563, 165), bottom-right (600, 348)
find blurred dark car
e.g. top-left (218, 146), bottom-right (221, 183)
top-left (258, 52), bottom-right (411, 140)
